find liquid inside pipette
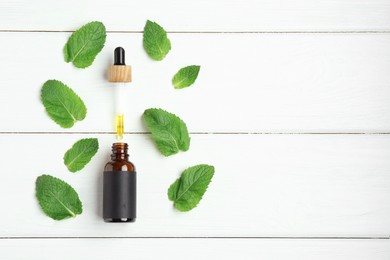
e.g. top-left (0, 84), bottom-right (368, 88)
top-left (116, 113), bottom-right (124, 140)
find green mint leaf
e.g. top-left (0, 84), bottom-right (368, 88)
top-left (143, 20), bottom-right (171, 61)
top-left (168, 164), bottom-right (214, 212)
top-left (64, 138), bottom-right (99, 173)
top-left (36, 175), bottom-right (83, 220)
top-left (173, 65), bottom-right (201, 89)
top-left (143, 108), bottom-right (190, 156)
top-left (64, 21), bottom-right (106, 68)
top-left (41, 80), bottom-right (87, 128)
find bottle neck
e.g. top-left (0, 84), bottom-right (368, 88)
top-left (111, 142), bottom-right (129, 161)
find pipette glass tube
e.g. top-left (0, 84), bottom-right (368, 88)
top-left (114, 81), bottom-right (125, 140)
top-left (108, 47), bottom-right (132, 140)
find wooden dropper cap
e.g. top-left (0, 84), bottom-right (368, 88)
top-left (108, 47), bottom-right (132, 82)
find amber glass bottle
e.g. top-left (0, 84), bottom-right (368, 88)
top-left (103, 142), bottom-right (136, 222)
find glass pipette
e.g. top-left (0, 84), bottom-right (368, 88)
top-left (108, 47), bottom-right (132, 140)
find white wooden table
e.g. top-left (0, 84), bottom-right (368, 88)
top-left (0, 0), bottom-right (389, 259)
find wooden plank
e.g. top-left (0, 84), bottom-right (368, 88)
top-left (0, 134), bottom-right (389, 237)
top-left (0, 0), bottom-right (390, 31)
top-left (0, 239), bottom-right (389, 259)
top-left (0, 33), bottom-right (390, 133)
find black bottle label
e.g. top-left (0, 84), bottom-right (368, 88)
top-left (103, 171), bottom-right (136, 221)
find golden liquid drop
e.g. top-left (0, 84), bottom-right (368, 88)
top-left (115, 114), bottom-right (124, 140)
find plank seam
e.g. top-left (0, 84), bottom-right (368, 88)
top-left (0, 132), bottom-right (390, 135)
top-left (0, 30), bottom-right (390, 34)
top-left (0, 236), bottom-right (388, 240)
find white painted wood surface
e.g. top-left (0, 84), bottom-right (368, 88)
top-left (0, 0), bottom-right (389, 258)
top-left (0, 0), bottom-right (390, 31)
top-left (1, 134), bottom-right (390, 237)
top-left (0, 33), bottom-right (390, 133)
top-left (0, 239), bottom-right (389, 260)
